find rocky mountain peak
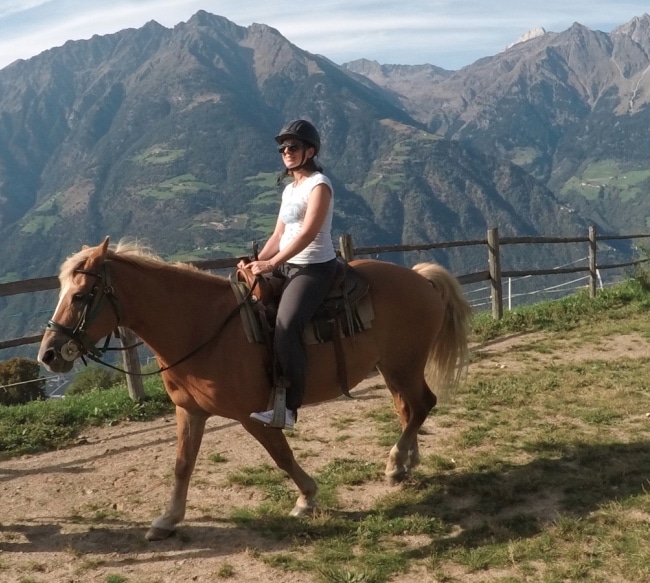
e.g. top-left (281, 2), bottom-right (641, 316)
top-left (505, 27), bottom-right (547, 50)
top-left (611, 13), bottom-right (650, 38)
top-left (185, 10), bottom-right (241, 32)
top-left (343, 58), bottom-right (451, 78)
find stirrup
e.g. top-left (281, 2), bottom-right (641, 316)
top-left (269, 380), bottom-right (288, 428)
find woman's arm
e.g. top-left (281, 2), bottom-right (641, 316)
top-left (257, 215), bottom-right (285, 261)
top-left (245, 183), bottom-right (331, 275)
top-left (237, 216), bottom-right (285, 269)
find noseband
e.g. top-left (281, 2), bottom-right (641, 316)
top-left (46, 261), bottom-right (121, 361)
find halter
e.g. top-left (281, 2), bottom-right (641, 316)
top-left (46, 262), bottom-right (122, 362)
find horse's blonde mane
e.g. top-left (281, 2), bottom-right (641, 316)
top-left (59, 239), bottom-right (226, 285)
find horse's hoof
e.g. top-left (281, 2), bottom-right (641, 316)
top-left (145, 526), bottom-right (176, 541)
top-left (386, 470), bottom-right (408, 486)
top-left (289, 503), bottom-right (317, 517)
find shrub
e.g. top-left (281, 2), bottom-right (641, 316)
top-left (0, 357), bottom-right (47, 405)
top-left (66, 366), bottom-right (124, 396)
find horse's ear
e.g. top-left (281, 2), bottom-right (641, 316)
top-left (100, 236), bottom-right (110, 256)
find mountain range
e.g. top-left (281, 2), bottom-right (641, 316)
top-left (1, 10), bottom-right (650, 343)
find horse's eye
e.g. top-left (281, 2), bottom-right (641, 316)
top-left (72, 292), bottom-right (87, 302)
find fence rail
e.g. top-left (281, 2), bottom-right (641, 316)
top-left (338, 226), bottom-right (650, 319)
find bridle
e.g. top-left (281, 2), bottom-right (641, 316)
top-left (45, 259), bottom-right (249, 375)
top-left (46, 262), bottom-right (122, 364)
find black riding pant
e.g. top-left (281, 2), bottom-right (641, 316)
top-left (274, 258), bottom-right (338, 413)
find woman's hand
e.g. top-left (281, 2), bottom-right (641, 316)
top-left (242, 260), bottom-right (275, 275)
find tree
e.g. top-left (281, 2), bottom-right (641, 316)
top-left (0, 357), bottom-right (47, 405)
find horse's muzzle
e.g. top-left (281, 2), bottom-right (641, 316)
top-left (38, 335), bottom-right (78, 373)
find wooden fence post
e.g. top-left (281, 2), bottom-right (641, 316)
top-left (588, 225), bottom-right (597, 298)
top-left (488, 228), bottom-right (503, 319)
top-left (118, 327), bottom-right (146, 401)
top-left (339, 234), bottom-right (355, 261)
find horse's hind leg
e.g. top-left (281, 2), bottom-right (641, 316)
top-left (383, 377), bottom-right (436, 484)
top-left (146, 406), bottom-right (208, 541)
top-left (389, 390), bottom-right (421, 469)
top-left (241, 418), bottom-right (319, 516)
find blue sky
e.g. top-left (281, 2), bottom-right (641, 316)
top-left (0, 1), bottom-right (649, 71)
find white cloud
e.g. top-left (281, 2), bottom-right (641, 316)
top-left (0, 0), bottom-right (649, 71)
top-left (0, 1), bottom-right (49, 19)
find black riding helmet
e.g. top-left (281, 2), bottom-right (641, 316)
top-left (275, 119), bottom-right (321, 155)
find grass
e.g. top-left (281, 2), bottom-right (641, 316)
top-left (223, 352), bottom-right (650, 581)
top-left (0, 377), bottom-right (172, 457)
top-left (217, 273), bottom-right (650, 582)
top-left (4, 273), bottom-right (650, 581)
top-left (132, 145), bottom-right (185, 165)
top-left (20, 214), bottom-right (58, 234)
top-left (137, 174), bottom-right (216, 199)
top-left (471, 275), bottom-right (650, 343)
top-left (559, 159), bottom-right (650, 201)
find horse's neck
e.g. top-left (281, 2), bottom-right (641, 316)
top-left (115, 262), bottom-right (233, 359)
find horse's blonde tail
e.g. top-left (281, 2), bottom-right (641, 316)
top-left (412, 262), bottom-right (473, 404)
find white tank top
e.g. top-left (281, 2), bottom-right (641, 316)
top-left (278, 172), bottom-right (336, 265)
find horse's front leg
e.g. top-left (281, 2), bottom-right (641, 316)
top-left (242, 419), bottom-right (319, 515)
top-left (146, 406), bottom-right (208, 541)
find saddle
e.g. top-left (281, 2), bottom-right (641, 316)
top-left (231, 258), bottom-right (372, 398)
top-left (237, 258), bottom-right (367, 308)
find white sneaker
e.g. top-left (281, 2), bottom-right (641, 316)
top-left (250, 408), bottom-right (295, 430)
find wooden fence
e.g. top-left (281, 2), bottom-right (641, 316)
top-left (1, 226), bottom-right (649, 399)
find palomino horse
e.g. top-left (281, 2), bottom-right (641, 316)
top-left (38, 237), bottom-right (472, 541)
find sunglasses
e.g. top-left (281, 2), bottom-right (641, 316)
top-left (277, 144), bottom-right (303, 154)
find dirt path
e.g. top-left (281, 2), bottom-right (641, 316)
top-left (2, 333), bottom-right (649, 582)
top-left (0, 374), bottom-right (401, 583)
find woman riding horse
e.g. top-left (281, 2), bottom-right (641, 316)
top-left (240, 119), bottom-right (337, 431)
top-left (38, 238), bottom-right (472, 540)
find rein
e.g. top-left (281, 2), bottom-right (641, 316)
top-left (49, 261), bottom-right (252, 377)
top-left (84, 302), bottom-right (247, 377)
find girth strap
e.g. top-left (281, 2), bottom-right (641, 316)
top-left (327, 305), bottom-right (352, 398)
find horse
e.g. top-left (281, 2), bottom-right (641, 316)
top-left (38, 237), bottom-right (472, 541)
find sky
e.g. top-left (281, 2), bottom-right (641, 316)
top-left (0, 1), bottom-right (649, 72)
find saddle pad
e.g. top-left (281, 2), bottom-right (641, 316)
top-left (230, 276), bottom-right (374, 345)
